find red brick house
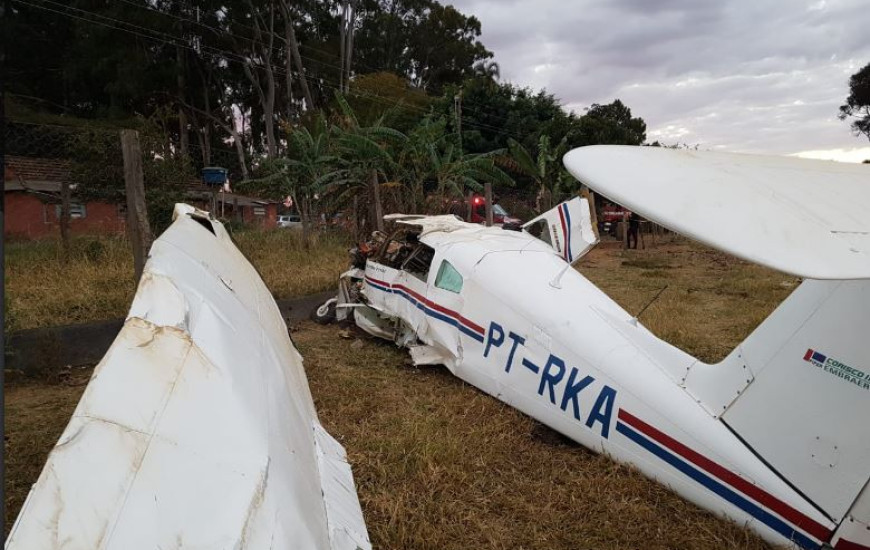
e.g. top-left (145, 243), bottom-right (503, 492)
top-left (4, 156), bottom-right (278, 239)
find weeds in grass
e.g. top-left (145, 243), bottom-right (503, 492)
top-left (5, 229), bottom-right (351, 331)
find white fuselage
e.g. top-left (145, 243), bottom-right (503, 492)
top-left (361, 226), bottom-right (835, 549)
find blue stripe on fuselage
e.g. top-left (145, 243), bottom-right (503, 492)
top-left (615, 421), bottom-right (819, 549)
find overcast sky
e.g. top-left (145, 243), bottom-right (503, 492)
top-left (449, 0), bottom-right (870, 162)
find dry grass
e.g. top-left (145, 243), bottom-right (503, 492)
top-left (5, 229), bottom-right (350, 331)
top-left (577, 237), bottom-right (798, 362)
top-left (5, 239), bottom-right (793, 547)
top-left (301, 324), bottom-right (772, 550)
top-left (233, 229), bottom-right (351, 299)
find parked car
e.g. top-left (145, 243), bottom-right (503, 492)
top-left (446, 195), bottom-right (522, 226)
top-left (277, 214), bottom-right (302, 229)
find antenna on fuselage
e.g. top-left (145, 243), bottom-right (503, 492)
top-left (631, 285), bottom-right (669, 325)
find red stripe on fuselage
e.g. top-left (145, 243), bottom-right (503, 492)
top-left (618, 409), bottom-right (832, 542)
top-left (364, 275), bottom-right (485, 336)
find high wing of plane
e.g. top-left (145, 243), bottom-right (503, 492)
top-left (322, 150), bottom-right (870, 550)
top-left (6, 204), bottom-right (371, 550)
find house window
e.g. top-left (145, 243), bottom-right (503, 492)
top-left (253, 206), bottom-right (266, 217)
top-left (434, 260), bottom-right (463, 294)
top-left (55, 202), bottom-right (87, 219)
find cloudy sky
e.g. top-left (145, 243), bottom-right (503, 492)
top-left (450, 0), bottom-right (870, 162)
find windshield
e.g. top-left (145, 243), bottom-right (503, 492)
top-left (492, 204), bottom-right (508, 216)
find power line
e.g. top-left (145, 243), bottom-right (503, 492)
top-left (94, 0), bottom-right (527, 127)
top-left (14, 0), bottom-right (531, 143)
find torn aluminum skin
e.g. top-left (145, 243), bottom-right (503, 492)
top-left (6, 204), bottom-right (371, 550)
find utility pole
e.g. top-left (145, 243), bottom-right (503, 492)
top-left (121, 130), bottom-right (153, 281)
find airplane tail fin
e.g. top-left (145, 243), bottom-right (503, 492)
top-left (684, 278), bottom-right (870, 528)
top-left (522, 196), bottom-right (599, 265)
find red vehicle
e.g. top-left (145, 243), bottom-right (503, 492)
top-left (600, 203), bottom-right (630, 223)
top-left (448, 195), bottom-right (522, 225)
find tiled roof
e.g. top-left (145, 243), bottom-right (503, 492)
top-left (4, 156), bottom-right (279, 204)
top-left (5, 155), bottom-right (72, 183)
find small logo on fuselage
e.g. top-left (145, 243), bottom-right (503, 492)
top-left (804, 348), bottom-right (869, 391)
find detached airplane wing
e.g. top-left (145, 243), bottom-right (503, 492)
top-left (563, 146), bottom-right (870, 279)
top-left (6, 205), bottom-right (370, 550)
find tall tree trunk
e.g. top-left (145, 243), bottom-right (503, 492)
top-left (284, 33), bottom-right (294, 115)
top-left (338, 0), bottom-right (348, 92)
top-left (241, 0), bottom-right (278, 158)
top-left (344, 0), bottom-right (356, 91)
top-left (230, 126), bottom-right (249, 180)
top-left (177, 45), bottom-right (189, 160)
top-left (279, 1), bottom-right (314, 111)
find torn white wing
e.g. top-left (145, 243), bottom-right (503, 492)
top-left (564, 146), bottom-right (870, 279)
top-left (5, 204), bottom-right (370, 550)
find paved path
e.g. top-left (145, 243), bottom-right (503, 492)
top-left (5, 290), bottom-right (335, 374)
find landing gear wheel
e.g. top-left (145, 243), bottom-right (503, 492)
top-left (310, 299), bottom-right (337, 324)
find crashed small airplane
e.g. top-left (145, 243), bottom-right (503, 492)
top-left (319, 146), bottom-right (870, 549)
top-left (6, 205), bottom-right (371, 550)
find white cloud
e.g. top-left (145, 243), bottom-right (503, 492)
top-left (449, 0), bottom-right (870, 154)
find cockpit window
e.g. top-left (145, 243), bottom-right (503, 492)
top-left (434, 260), bottom-right (463, 293)
top-left (400, 242), bottom-right (435, 281)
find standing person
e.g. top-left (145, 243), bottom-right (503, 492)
top-left (628, 211), bottom-right (640, 249)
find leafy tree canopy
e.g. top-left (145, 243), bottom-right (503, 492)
top-left (839, 62), bottom-right (870, 142)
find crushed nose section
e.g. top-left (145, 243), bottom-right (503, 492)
top-left (6, 203), bottom-right (371, 550)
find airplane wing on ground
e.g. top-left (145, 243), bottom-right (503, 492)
top-left (6, 204), bottom-right (370, 550)
top-left (563, 146), bottom-right (870, 279)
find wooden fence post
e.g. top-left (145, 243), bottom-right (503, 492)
top-left (371, 169), bottom-right (384, 232)
top-left (120, 129), bottom-right (153, 281)
top-left (466, 190), bottom-right (473, 222)
top-left (484, 181), bottom-right (493, 226)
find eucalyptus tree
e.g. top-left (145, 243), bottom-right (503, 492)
top-left (839, 62), bottom-right (870, 142)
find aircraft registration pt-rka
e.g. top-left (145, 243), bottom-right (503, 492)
top-left (326, 146), bottom-right (870, 549)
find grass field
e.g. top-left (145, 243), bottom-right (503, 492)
top-left (4, 238), bottom-right (797, 547)
top-left (4, 229), bottom-right (350, 332)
